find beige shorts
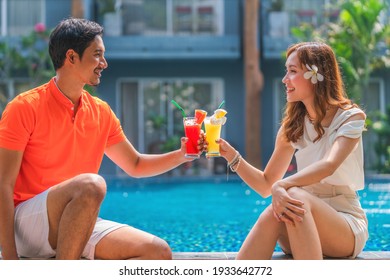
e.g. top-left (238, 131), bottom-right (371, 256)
top-left (14, 189), bottom-right (127, 259)
top-left (303, 184), bottom-right (369, 258)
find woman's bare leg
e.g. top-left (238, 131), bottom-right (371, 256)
top-left (236, 205), bottom-right (287, 260)
top-left (285, 187), bottom-right (355, 259)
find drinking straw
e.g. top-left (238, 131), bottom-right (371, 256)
top-left (171, 100), bottom-right (186, 117)
top-left (217, 100), bottom-right (225, 109)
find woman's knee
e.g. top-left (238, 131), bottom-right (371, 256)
top-left (286, 187), bottom-right (317, 220)
top-left (286, 187), bottom-right (311, 203)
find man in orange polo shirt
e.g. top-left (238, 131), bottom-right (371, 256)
top-left (0, 18), bottom-right (202, 260)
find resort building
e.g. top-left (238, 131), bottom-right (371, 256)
top-left (0, 0), bottom-right (389, 176)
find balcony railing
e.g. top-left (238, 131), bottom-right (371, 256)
top-left (94, 0), bottom-right (239, 59)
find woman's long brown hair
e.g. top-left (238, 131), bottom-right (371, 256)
top-left (281, 42), bottom-right (357, 143)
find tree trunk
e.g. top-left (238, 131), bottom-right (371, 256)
top-left (72, 0), bottom-right (84, 18)
top-left (244, 0), bottom-right (264, 168)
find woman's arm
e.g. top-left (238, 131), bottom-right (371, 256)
top-left (275, 135), bottom-right (360, 191)
top-left (271, 114), bottom-right (365, 224)
top-left (276, 114), bottom-right (364, 190)
top-left (218, 127), bottom-right (296, 197)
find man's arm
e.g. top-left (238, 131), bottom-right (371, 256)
top-left (105, 138), bottom-right (190, 178)
top-left (0, 148), bottom-right (23, 260)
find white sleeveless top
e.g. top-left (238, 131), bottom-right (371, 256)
top-left (291, 107), bottom-right (365, 191)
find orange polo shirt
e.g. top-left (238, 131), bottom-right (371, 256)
top-left (0, 78), bottom-right (126, 207)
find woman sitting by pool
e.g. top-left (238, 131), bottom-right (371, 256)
top-left (216, 42), bottom-right (368, 260)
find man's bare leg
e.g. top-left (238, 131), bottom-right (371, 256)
top-left (94, 226), bottom-right (172, 260)
top-left (46, 173), bottom-right (106, 259)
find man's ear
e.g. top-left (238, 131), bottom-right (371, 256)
top-left (67, 50), bottom-right (77, 64)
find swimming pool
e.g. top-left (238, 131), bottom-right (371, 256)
top-left (99, 176), bottom-right (390, 252)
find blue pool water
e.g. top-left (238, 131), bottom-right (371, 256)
top-left (99, 176), bottom-right (390, 252)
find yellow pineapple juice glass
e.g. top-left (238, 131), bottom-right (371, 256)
top-left (205, 109), bottom-right (227, 158)
top-left (205, 118), bottom-right (221, 157)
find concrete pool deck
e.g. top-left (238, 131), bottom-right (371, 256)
top-left (172, 251), bottom-right (390, 260)
top-left (1, 251), bottom-right (389, 260)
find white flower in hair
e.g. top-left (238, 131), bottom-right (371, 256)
top-left (304, 64), bottom-right (324, 84)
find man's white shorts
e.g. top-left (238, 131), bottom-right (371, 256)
top-left (14, 189), bottom-right (126, 259)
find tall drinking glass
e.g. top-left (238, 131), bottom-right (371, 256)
top-left (183, 117), bottom-right (200, 158)
top-left (204, 117), bottom-right (222, 157)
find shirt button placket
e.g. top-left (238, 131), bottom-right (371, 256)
top-left (71, 106), bottom-right (75, 122)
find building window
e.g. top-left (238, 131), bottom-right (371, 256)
top-left (98, 0), bottom-right (224, 36)
top-left (121, 0), bottom-right (167, 35)
top-left (172, 0), bottom-right (222, 35)
top-left (262, 0), bottom-right (341, 58)
top-left (0, 0), bottom-right (45, 36)
top-left (118, 78), bottom-right (224, 175)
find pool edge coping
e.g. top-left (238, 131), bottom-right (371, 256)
top-left (172, 251), bottom-right (390, 260)
top-left (1, 251), bottom-right (389, 260)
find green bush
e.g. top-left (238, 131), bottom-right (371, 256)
top-left (366, 105), bottom-right (390, 173)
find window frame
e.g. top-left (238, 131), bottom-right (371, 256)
top-left (103, 0), bottom-right (224, 36)
top-left (116, 77), bottom-right (224, 152)
top-left (114, 77), bottom-right (224, 176)
top-left (0, 0), bottom-right (45, 36)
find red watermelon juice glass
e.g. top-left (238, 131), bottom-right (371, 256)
top-left (183, 117), bottom-right (201, 158)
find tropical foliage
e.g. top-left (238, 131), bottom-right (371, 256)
top-left (0, 23), bottom-right (54, 86)
top-left (0, 23), bottom-right (97, 95)
top-left (18, 23), bottom-right (54, 86)
top-left (366, 105), bottom-right (390, 173)
top-left (291, 0), bottom-right (390, 173)
top-left (291, 0), bottom-right (390, 103)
